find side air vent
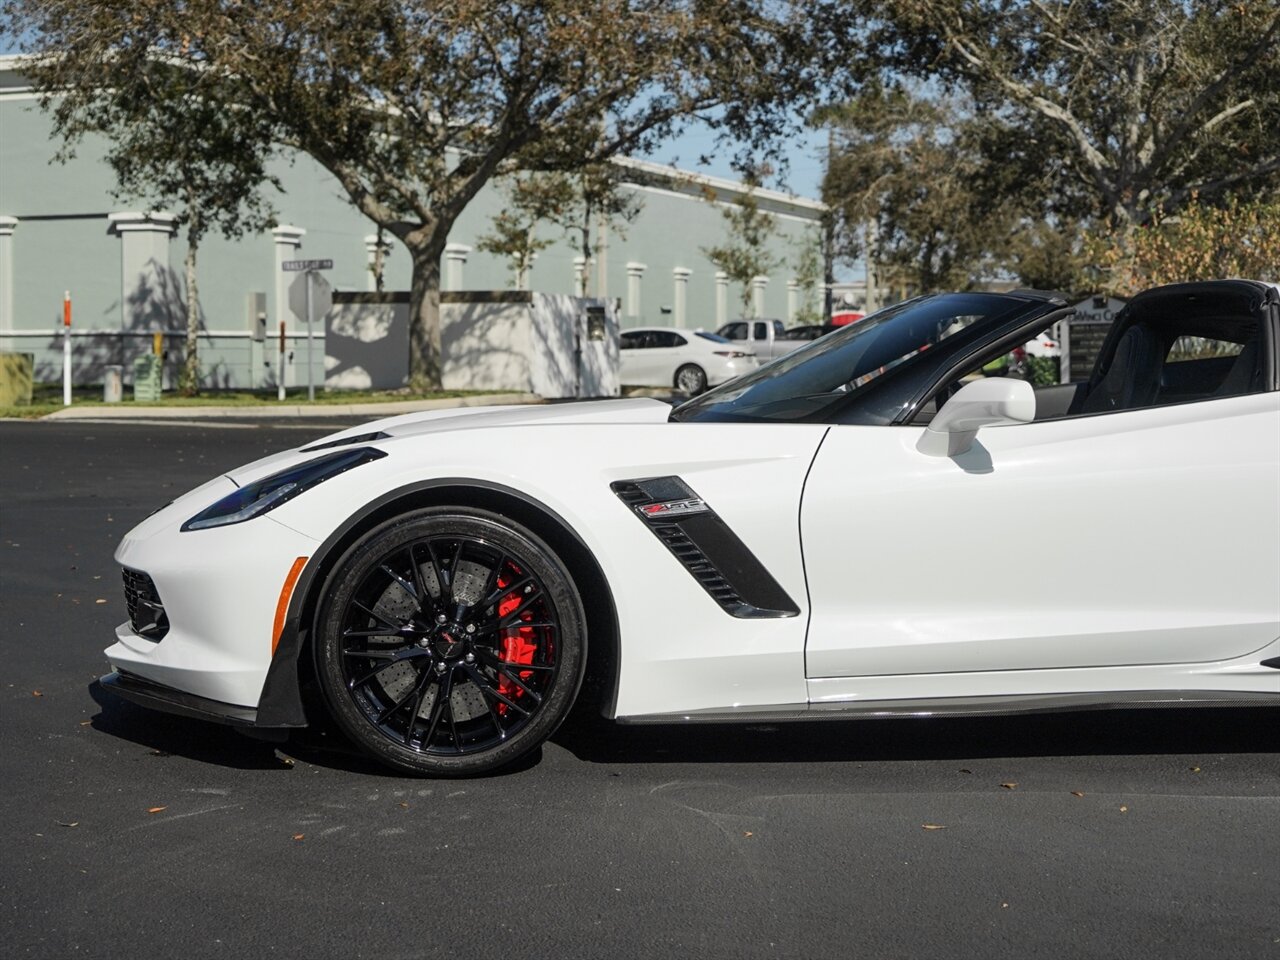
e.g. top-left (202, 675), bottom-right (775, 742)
top-left (612, 477), bottom-right (799, 619)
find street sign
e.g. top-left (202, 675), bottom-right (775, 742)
top-left (289, 271), bottom-right (333, 324)
top-left (288, 270), bottom-right (334, 402)
top-left (281, 259), bottom-right (333, 272)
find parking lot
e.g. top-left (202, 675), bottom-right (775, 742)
top-left (2, 418), bottom-right (1277, 959)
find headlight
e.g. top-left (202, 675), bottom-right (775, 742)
top-left (181, 447), bottom-right (387, 532)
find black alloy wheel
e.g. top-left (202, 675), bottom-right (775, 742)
top-left (315, 508), bottom-right (586, 776)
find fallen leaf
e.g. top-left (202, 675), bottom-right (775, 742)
top-left (1000, 782), bottom-right (1018, 790)
top-left (742, 831), bottom-right (754, 838)
top-left (1001, 903), bottom-right (1009, 909)
top-left (1119, 805), bottom-right (1128, 813)
top-left (94, 599), bottom-right (107, 605)
top-left (292, 833), bottom-right (305, 841)
top-left (149, 750), bottom-right (170, 757)
top-left (56, 821), bottom-right (79, 828)
top-left (958, 768), bottom-right (973, 775)
top-left (922, 824), bottom-right (946, 830)
top-left (147, 806), bottom-right (167, 814)
top-left (1188, 766), bottom-right (1201, 773)
top-left (32, 690), bottom-right (43, 698)
top-left (1070, 791), bottom-right (1085, 798)
top-left (398, 802), bottom-right (409, 809)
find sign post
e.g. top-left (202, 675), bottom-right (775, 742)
top-left (278, 320), bottom-right (287, 401)
top-left (62, 290), bottom-right (71, 406)
top-left (283, 259), bottom-right (333, 402)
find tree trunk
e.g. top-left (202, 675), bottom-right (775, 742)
top-left (181, 238), bottom-right (200, 396)
top-left (407, 245), bottom-right (445, 393)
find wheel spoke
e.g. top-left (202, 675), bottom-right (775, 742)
top-left (348, 649), bottom-right (428, 689)
top-left (481, 575), bottom-right (532, 611)
top-left (343, 627), bottom-right (406, 639)
top-left (375, 665), bottom-right (431, 723)
top-left (424, 540), bottom-right (450, 597)
top-left (419, 668), bottom-right (453, 748)
top-left (351, 599), bottom-right (401, 632)
top-left (497, 590), bottom-right (543, 627)
top-left (407, 543), bottom-right (432, 608)
top-left (447, 540), bottom-right (465, 602)
top-left (380, 563), bottom-right (419, 605)
top-left (463, 664), bottom-right (532, 717)
top-left (478, 554), bottom-right (508, 609)
top-left (475, 648), bottom-right (556, 673)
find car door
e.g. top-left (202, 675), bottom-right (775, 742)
top-left (800, 289), bottom-right (1280, 687)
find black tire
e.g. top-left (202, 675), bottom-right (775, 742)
top-left (314, 508), bottom-right (586, 777)
top-left (675, 363), bottom-right (708, 395)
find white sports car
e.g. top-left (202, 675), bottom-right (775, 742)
top-left (104, 280), bottom-right (1280, 776)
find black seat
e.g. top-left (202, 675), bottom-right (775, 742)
top-left (1212, 339), bottom-right (1261, 397)
top-left (1081, 323), bottom-right (1165, 413)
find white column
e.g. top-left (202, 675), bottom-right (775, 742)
top-left (786, 280), bottom-right (800, 323)
top-left (572, 256), bottom-right (588, 297)
top-left (672, 267), bottom-right (692, 328)
top-left (444, 243), bottom-right (471, 292)
top-left (0, 216), bottom-right (16, 334)
top-left (108, 212), bottom-right (180, 331)
top-left (751, 275), bottom-right (770, 319)
top-left (715, 271), bottom-right (729, 326)
top-left (272, 226), bottom-right (306, 329)
top-left (364, 234), bottom-right (392, 292)
top-left (625, 261), bottom-right (647, 322)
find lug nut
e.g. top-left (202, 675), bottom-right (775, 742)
top-left (436, 613), bottom-right (447, 624)
top-left (465, 623), bottom-right (475, 634)
top-left (464, 652), bottom-right (475, 663)
top-left (435, 662), bottom-right (447, 674)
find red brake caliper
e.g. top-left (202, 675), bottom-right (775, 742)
top-left (495, 575), bottom-right (536, 715)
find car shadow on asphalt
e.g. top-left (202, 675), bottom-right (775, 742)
top-left (552, 705), bottom-right (1277, 766)
top-left (87, 679), bottom-right (544, 778)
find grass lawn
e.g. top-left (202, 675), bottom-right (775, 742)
top-left (0, 384), bottom-right (495, 419)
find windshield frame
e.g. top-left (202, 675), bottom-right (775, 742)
top-left (671, 292), bottom-right (1067, 426)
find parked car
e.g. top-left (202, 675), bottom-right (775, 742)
top-left (619, 327), bottom-right (757, 394)
top-left (715, 318), bottom-right (806, 361)
top-left (102, 280), bottom-right (1279, 777)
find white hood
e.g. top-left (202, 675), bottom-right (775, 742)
top-left (224, 398), bottom-right (673, 487)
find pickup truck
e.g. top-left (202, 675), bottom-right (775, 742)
top-left (716, 318), bottom-right (812, 362)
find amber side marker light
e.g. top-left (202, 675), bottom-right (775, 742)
top-left (273, 557), bottom-right (310, 654)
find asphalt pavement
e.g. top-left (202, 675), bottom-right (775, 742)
top-left (2, 418), bottom-right (1277, 960)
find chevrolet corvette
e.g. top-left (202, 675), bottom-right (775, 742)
top-left (103, 280), bottom-right (1280, 775)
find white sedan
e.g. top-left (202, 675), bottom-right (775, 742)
top-left (619, 326), bottom-right (758, 394)
top-left (103, 280), bottom-right (1280, 777)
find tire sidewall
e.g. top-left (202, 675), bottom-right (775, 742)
top-left (314, 507), bottom-right (586, 777)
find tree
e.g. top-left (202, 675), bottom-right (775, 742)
top-left (854, 0), bottom-right (1280, 230)
top-left (702, 184), bottom-right (781, 317)
top-left (1084, 194), bottom-right (1280, 297)
top-left (820, 86), bottom-right (1021, 295)
top-left (8, 0), bottom-right (842, 392)
top-left (477, 164), bottom-right (641, 292)
top-left (18, 50), bottom-right (279, 395)
top-left (788, 228), bottom-right (824, 325)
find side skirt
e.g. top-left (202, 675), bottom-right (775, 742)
top-left (616, 690), bottom-right (1280, 724)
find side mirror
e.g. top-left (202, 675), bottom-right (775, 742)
top-left (917, 377), bottom-right (1035, 457)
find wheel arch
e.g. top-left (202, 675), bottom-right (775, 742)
top-left (255, 478), bottom-right (621, 727)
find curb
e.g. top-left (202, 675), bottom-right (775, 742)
top-left (39, 392), bottom-right (544, 420)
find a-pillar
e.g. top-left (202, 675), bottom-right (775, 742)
top-left (572, 256), bottom-right (588, 297)
top-left (272, 226), bottom-right (306, 330)
top-left (107, 212), bottom-right (179, 333)
top-left (786, 280), bottom-right (800, 323)
top-left (365, 234), bottom-right (393, 292)
top-left (625, 261), bottom-right (647, 323)
top-left (715, 271), bottom-right (729, 326)
top-left (444, 243), bottom-right (471, 291)
top-left (751, 275), bottom-right (770, 319)
top-left (672, 267), bottom-right (692, 328)
top-left (0, 216), bottom-right (16, 335)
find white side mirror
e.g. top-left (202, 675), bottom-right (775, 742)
top-left (917, 378), bottom-right (1035, 457)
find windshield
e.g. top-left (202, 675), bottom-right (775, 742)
top-left (695, 331), bottom-right (731, 344)
top-left (672, 293), bottom-right (1052, 425)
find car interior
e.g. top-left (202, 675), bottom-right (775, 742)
top-left (916, 299), bottom-right (1268, 424)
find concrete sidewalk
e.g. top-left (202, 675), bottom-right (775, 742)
top-left (40, 391), bottom-right (543, 420)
